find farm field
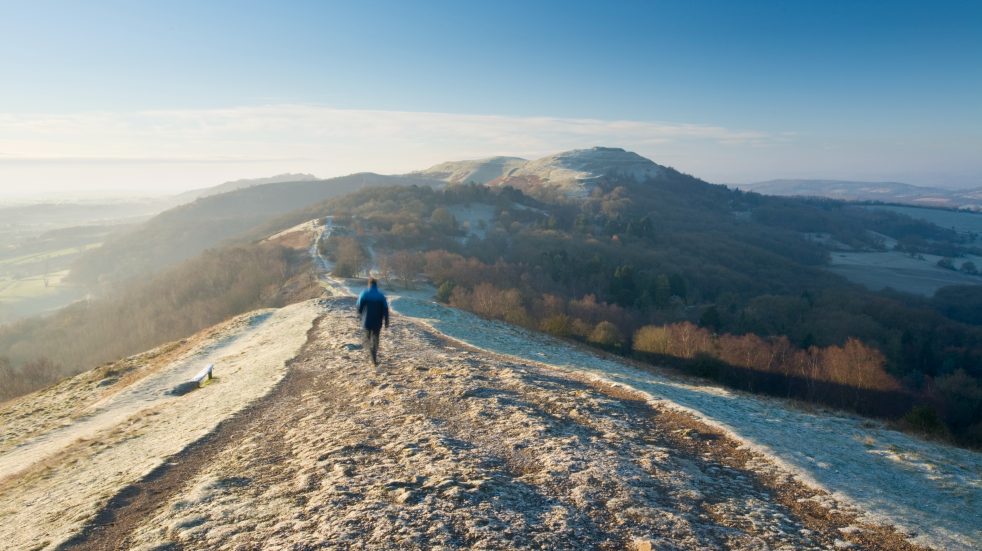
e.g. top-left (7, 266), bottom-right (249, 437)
top-left (865, 204), bottom-right (982, 237)
top-left (0, 270), bottom-right (86, 324)
top-left (818, 205), bottom-right (982, 295)
top-left (0, 228), bottom-right (109, 324)
top-left (0, 242), bottom-right (102, 269)
top-left (827, 251), bottom-right (982, 296)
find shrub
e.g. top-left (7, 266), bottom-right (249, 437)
top-left (633, 325), bottom-right (670, 355)
top-left (588, 321), bottom-right (624, 349)
top-left (540, 314), bottom-right (573, 337)
top-left (435, 281), bottom-right (456, 303)
top-left (902, 405), bottom-right (949, 437)
top-left (389, 250), bottom-right (425, 288)
top-left (666, 322), bottom-right (713, 359)
top-left (688, 352), bottom-right (726, 379)
top-left (449, 286), bottom-right (472, 310)
top-left (570, 318), bottom-right (593, 339)
top-left (332, 237), bottom-right (369, 278)
top-left (935, 370), bottom-right (982, 431)
top-left (469, 283), bottom-right (500, 318)
top-left (499, 289), bottom-right (531, 326)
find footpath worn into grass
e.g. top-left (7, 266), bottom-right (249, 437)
top-left (0, 300), bottom-right (320, 551)
top-left (388, 289), bottom-right (981, 551)
top-left (75, 297), bottom-right (925, 551)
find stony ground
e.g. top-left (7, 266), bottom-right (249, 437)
top-left (69, 297), bottom-right (926, 551)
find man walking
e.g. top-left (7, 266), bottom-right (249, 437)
top-left (356, 278), bottom-right (389, 366)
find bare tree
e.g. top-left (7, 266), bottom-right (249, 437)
top-left (332, 237), bottom-right (369, 278)
top-left (389, 251), bottom-right (425, 289)
top-left (375, 253), bottom-right (394, 285)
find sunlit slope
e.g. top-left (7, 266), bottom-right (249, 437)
top-left (0, 300), bottom-right (320, 550)
top-left (69, 173), bottom-right (441, 286)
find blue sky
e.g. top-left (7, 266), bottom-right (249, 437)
top-left (1, 0), bottom-right (980, 196)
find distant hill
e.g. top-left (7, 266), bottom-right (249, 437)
top-left (70, 173), bottom-right (441, 286)
top-left (736, 179), bottom-right (982, 211)
top-left (414, 147), bottom-right (667, 198)
top-left (171, 173), bottom-right (319, 204)
top-left (0, 199), bottom-right (162, 230)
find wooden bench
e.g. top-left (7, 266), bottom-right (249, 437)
top-left (171, 363), bottom-right (215, 395)
top-left (192, 363), bottom-right (214, 384)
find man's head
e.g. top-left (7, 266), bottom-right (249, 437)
top-left (368, 277), bottom-right (378, 289)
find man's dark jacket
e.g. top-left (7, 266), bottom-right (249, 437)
top-left (356, 285), bottom-right (389, 331)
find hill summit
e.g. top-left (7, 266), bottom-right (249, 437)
top-left (414, 146), bottom-right (665, 197)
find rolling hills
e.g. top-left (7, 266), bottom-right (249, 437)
top-left (3, 146), bottom-right (982, 493)
top-left (69, 173), bottom-right (442, 287)
top-left (736, 179), bottom-right (982, 211)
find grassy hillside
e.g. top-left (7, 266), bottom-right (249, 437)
top-left (0, 241), bottom-right (320, 402)
top-left (302, 180), bottom-right (982, 446)
top-left (0, 172), bottom-right (439, 403)
top-left (69, 173), bottom-right (440, 287)
top-left (0, 225), bottom-right (123, 324)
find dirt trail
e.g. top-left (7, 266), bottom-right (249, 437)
top-left (0, 310), bottom-right (274, 481)
top-left (58, 314), bottom-right (327, 551)
top-left (0, 300), bottom-right (320, 551)
top-left (76, 297), bottom-right (924, 550)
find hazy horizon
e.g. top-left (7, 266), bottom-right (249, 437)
top-left (2, 1), bottom-right (980, 199)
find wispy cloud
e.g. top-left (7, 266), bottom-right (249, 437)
top-left (0, 105), bottom-right (820, 197)
top-left (0, 105), bottom-right (777, 168)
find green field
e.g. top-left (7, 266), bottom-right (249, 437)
top-left (866, 204), bottom-right (982, 236)
top-left (828, 251), bottom-right (982, 296)
top-left (0, 242), bottom-right (102, 268)
top-left (0, 270), bottom-right (70, 299)
top-left (0, 230), bottom-right (108, 325)
top-left (0, 270), bottom-right (85, 324)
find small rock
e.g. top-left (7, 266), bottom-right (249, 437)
top-left (171, 515), bottom-right (207, 532)
top-left (384, 478), bottom-right (406, 489)
top-left (429, 478), bottom-right (455, 491)
top-left (295, 473), bottom-right (317, 492)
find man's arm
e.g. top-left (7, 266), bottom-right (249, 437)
top-left (383, 299), bottom-right (390, 328)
